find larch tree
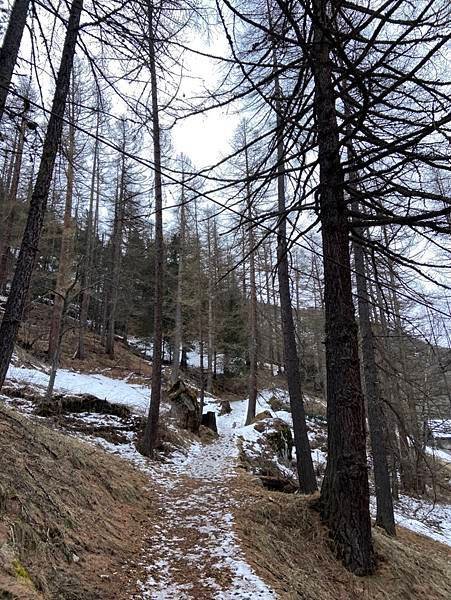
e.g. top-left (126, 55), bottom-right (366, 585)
top-left (0, 0), bottom-right (84, 390)
top-left (141, 0), bottom-right (165, 456)
top-left (171, 160), bottom-right (187, 384)
top-left (309, 0), bottom-right (374, 573)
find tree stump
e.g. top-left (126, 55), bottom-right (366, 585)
top-left (201, 411), bottom-right (217, 433)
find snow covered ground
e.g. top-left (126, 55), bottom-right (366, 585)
top-left (87, 393), bottom-right (276, 597)
top-left (134, 433), bottom-right (275, 599)
top-left (6, 365), bottom-right (150, 413)
top-left (3, 362), bottom-right (451, 555)
top-left (127, 338), bottom-right (226, 374)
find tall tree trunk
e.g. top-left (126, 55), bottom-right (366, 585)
top-left (273, 49), bottom-right (317, 494)
top-left (353, 224), bottom-right (396, 534)
top-left (141, 2), bottom-right (164, 456)
top-left (48, 93), bottom-right (76, 358)
top-left (76, 108), bottom-right (100, 359)
top-left (0, 105), bottom-right (27, 292)
top-left (263, 242), bottom-right (275, 375)
top-left (0, 0), bottom-right (83, 390)
top-left (105, 155), bottom-right (125, 358)
top-left (385, 239), bottom-right (424, 494)
top-left (370, 273), bottom-right (400, 500)
top-left (312, 0), bottom-right (374, 574)
top-left (269, 242), bottom-right (282, 374)
top-left (171, 168), bottom-right (186, 383)
top-left (244, 137), bottom-right (258, 425)
top-left (194, 196), bottom-right (205, 410)
top-left (206, 216), bottom-right (214, 394)
top-left (0, 0), bottom-right (31, 123)
top-left (345, 123), bottom-right (395, 534)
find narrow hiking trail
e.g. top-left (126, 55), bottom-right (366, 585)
top-left (131, 413), bottom-right (276, 599)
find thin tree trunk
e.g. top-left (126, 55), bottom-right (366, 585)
top-left (45, 290), bottom-right (70, 402)
top-left (171, 167), bottom-right (186, 383)
top-left (0, 0), bottom-right (31, 123)
top-left (385, 241), bottom-right (424, 494)
top-left (48, 93), bottom-right (76, 358)
top-left (0, 0), bottom-right (84, 389)
top-left (194, 196), bottom-right (205, 410)
top-left (273, 48), bottom-right (317, 494)
top-left (105, 153), bottom-right (125, 358)
top-left (263, 243), bottom-right (275, 375)
top-left (206, 217), bottom-right (214, 394)
top-left (312, 0), bottom-right (374, 574)
top-left (0, 106), bottom-right (27, 292)
top-left (370, 273), bottom-right (400, 500)
top-left (345, 122), bottom-right (395, 534)
top-left (76, 108), bottom-right (100, 359)
top-left (269, 242), bottom-right (282, 374)
top-left (353, 226), bottom-right (396, 534)
top-left (141, 2), bottom-right (164, 456)
top-left (244, 136), bottom-right (258, 425)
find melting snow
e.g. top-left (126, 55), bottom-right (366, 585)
top-left (3, 358), bottom-right (451, 585)
top-left (6, 365), bottom-right (150, 413)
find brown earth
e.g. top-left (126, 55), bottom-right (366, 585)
top-left (16, 303), bottom-right (152, 381)
top-left (234, 473), bottom-right (451, 600)
top-left (0, 405), bottom-right (157, 599)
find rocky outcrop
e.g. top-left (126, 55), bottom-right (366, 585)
top-left (218, 399), bottom-right (232, 416)
top-left (267, 395), bottom-right (290, 412)
top-left (253, 417), bottom-right (293, 463)
top-left (265, 418), bottom-right (293, 462)
top-left (168, 380), bottom-right (200, 433)
top-left (252, 410), bottom-right (272, 422)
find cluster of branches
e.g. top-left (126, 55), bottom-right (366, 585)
top-left (0, 0), bottom-right (450, 579)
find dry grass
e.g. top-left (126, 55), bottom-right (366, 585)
top-left (234, 472), bottom-right (451, 600)
top-left (17, 304), bottom-right (152, 380)
top-left (0, 406), bottom-right (156, 599)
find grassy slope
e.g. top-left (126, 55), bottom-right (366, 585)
top-left (234, 472), bottom-right (451, 600)
top-left (0, 406), bottom-right (154, 600)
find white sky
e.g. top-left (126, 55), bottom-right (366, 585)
top-left (171, 29), bottom-right (240, 169)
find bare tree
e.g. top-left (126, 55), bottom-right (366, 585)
top-left (0, 0), bottom-right (84, 389)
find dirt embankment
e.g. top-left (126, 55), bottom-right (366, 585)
top-left (0, 406), bottom-right (155, 599)
top-left (234, 473), bottom-right (451, 600)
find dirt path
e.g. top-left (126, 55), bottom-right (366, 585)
top-left (131, 433), bottom-right (275, 599)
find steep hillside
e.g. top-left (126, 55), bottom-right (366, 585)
top-left (0, 406), bottom-right (155, 599)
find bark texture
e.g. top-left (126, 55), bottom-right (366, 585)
top-left (312, 0), bottom-right (374, 574)
top-left (141, 3), bottom-right (164, 455)
top-left (0, 0), bottom-right (31, 123)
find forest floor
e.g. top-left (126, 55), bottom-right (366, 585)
top-left (126, 430), bottom-right (275, 599)
top-left (1, 333), bottom-right (451, 598)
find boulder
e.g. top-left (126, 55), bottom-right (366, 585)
top-left (252, 410), bottom-right (272, 423)
top-left (264, 418), bottom-right (293, 462)
top-left (36, 393), bottom-right (130, 418)
top-left (267, 394), bottom-right (290, 412)
top-left (168, 380), bottom-right (200, 433)
top-left (218, 399), bottom-right (232, 416)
